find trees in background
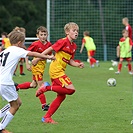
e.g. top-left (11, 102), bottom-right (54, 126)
top-left (0, 0), bottom-right (46, 36)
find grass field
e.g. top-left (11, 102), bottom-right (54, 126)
top-left (1, 61), bottom-right (133, 133)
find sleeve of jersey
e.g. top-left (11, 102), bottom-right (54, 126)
top-left (82, 38), bottom-right (86, 44)
top-left (71, 45), bottom-right (77, 59)
top-left (120, 38), bottom-right (125, 42)
top-left (2, 40), bottom-right (5, 45)
top-left (52, 40), bottom-right (65, 52)
top-left (48, 42), bottom-right (52, 55)
top-left (129, 38), bottom-right (133, 46)
top-left (17, 48), bottom-right (30, 58)
top-left (27, 43), bottom-right (36, 51)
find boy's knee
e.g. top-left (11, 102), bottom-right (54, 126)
top-left (30, 83), bottom-right (37, 88)
top-left (18, 101), bottom-right (22, 107)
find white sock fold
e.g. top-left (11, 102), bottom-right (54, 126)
top-left (0, 111), bottom-right (14, 130)
top-left (0, 104), bottom-right (10, 118)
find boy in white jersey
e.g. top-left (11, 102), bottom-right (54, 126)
top-left (0, 30), bottom-right (55, 133)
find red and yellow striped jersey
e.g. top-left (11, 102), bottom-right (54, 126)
top-left (27, 40), bottom-right (52, 75)
top-left (49, 37), bottom-right (77, 79)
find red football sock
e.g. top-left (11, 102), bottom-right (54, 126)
top-left (128, 64), bottom-right (132, 71)
top-left (44, 94), bottom-right (66, 118)
top-left (118, 63), bottom-right (122, 71)
top-left (91, 57), bottom-right (96, 63)
top-left (20, 65), bottom-right (23, 74)
top-left (17, 82), bottom-right (31, 89)
top-left (46, 86), bottom-right (75, 95)
top-left (89, 58), bottom-right (93, 66)
top-left (38, 94), bottom-right (46, 105)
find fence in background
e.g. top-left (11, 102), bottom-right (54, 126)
top-left (47, 0), bottom-right (133, 61)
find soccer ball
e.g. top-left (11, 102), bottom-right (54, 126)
top-left (107, 78), bottom-right (116, 87)
top-left (111, 60), bottom-right (118, 66)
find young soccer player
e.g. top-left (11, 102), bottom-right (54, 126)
top-left (111, 17), bottom-right (133, 66)
top-left (1, 32), bottom-right (11, 50)
top-left (34, 22), bottom-right (84, 124)
top-left (24, 26), bottom-right (52, 111)
top-left (80, 31), bottom-right (99, 67)
top-left (13, 27), bottom-right (27, 76)
top-left (122, 17), bottom-right (132, 41)
top-left (0, 30), bottom-right (54, 133)
top-left (115, 29), bottom-right (132, 74)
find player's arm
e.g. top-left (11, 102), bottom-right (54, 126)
top-left (31, 47), bottom-right (54, 66)
top-left (128, 39), bottom-right (132, 52)
top-left (116, 45), bottom-right (120, 57)
top-left (80, 43), bottom-right (85, 53)
top-left (69, 59), bottom-right (84, 68)
top-left (27, 51), bottom-right (55, 60)
top-left (25, 57), bottom-right (31, 71)
top-left (80, 38), bottom-right (85, 53)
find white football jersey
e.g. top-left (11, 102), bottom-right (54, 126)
top-left (0, 46), bottom-right (29, 85)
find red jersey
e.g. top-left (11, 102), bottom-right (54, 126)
top-left (126, 24), bottom-right (132, 40)
top-left (27, 40), bottom-right (52, 75)
top-left (49, 37), bottom-right (77, 79)
top-left (27, 40), bottom-right (52, 53)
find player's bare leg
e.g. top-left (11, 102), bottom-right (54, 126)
top-left (0, 97), bottom-right (21, 133)
top-left (127, 60), bottom-right (132, 75)
top-left (30, 80), bottom-right (37, 88)
top-left (37, 80), bottom-right (49, 111)
top-left (115, 58), bottom-right (123, 74)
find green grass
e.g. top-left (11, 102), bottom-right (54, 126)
top-left (1, 61), bottom-right (133, 133)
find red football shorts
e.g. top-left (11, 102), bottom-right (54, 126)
top-left (33, 74), bottom-right (43, 81)
top-left (88, 50), bottom-right (95, 56)
top-left (120, 57), bottom-right (132, 61)
top-left (51, 75), bottom-right (72, 87)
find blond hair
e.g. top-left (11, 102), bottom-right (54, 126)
top-left (36, 26), bottom-right (48, 34)
top-left (13, 26), bottom-right (26, 33)
top-left (8, 30), bottom-right (25, 45)
top-left (64, 22), bottom-right (79, 35)
top-left (122, 17), bottom-right (129, 22)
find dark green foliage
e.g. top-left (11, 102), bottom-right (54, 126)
top-left (0, 0), bottom-right (133, 60)
top-left (0, 0), bottom-right (46, 36)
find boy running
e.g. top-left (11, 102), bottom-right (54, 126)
top-left (115, 29), bottom-right (132, 74)
top-left (0, 30), bottom-right (54, 133)
top-left (80, 31), bottom-right (99, 67)
top-left (25, 26), bottom-right (52, 111)
top-left (35, 22), bottom-right (84, 124)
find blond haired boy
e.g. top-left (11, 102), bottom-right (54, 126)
top-left (34, 22), bottom-right (84, 124)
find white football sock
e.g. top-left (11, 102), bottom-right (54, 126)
top-left (0, 111), bottom-right (14, 130)
top-left (0, 104), bottom-right (10, 118)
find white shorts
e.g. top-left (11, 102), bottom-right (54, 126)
top-left (0, 84), bottom-right (18, 102)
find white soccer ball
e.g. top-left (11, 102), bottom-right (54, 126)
top-left (107, 78), bottom-right (116, 87)
top-left (112, 61), bottom-right (118, 66)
